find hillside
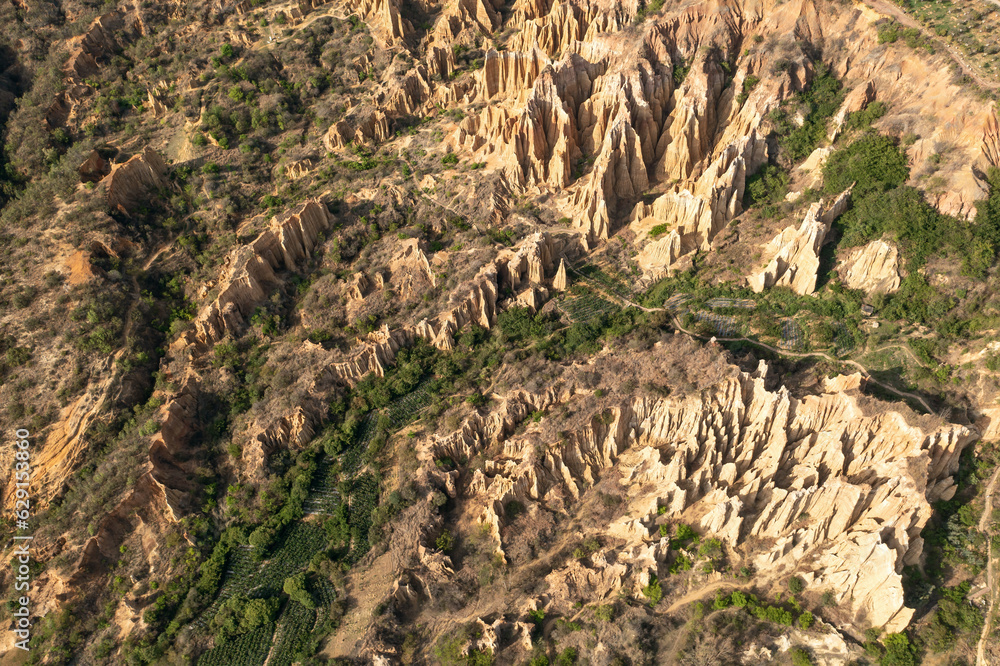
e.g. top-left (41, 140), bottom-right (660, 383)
top-left (2, 0), bottom-right (1000, 664)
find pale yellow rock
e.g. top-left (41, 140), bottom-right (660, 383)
top-left (415, 358), bottom-right (973, 634)
top-left (749, 189), bottom-right (852, 295)
top-left (553, 257), bottom-right (568, 291)
top-left (837, 239), bottom-right (901, 294)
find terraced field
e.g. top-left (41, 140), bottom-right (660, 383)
top-left (694, 310), bottom-right (741, 337)
top-left (779, 319), bottom-right (805, 350)
top-left (559, 290), bottom-right (619, 323)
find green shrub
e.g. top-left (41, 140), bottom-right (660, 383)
top-left (847, 100), bottom-right (887, 129)
top-left (436, 530), bottom-right (454, 552)
top-left (788, 576), bottom-right (805, 594)
top-left (282, 572), bottom-right (316, 608)
top-left (823, 133), bottom-right (909, 198)
top-left (744, 163), bottom-right (788, 210)
top-left (593, 604), bottom-right (614, 621)
top-left (555, 647), bottom-right (578, 666)
top-left (878, 22), bottom-right (899, 44)
top-left (669, 554), bottom-right (692, 574)
top-left (776, 63), bottom-right (843, 161)
top-left (642, 575), bottom-right (663, 606)
top-left (881, 633), bottom-right (916, 666)
top-left (791, 647), bottom-right (815, 666)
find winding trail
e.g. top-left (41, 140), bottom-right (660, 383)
top-left (663, 580), bottom-right (747, 614)
top-left (977, 467), bottom-right (1000, 666)
top-left (562, 261), bottom-right (936, 414)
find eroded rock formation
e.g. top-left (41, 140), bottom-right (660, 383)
top-left (418, 359), bottom-right (973, 635)
top-left (837, 239), bottom-right (902, 294)
top-left (105, 148), bottom-right (168, 215)
top-left (191, 199), bottom-right (331, 345)
top-left (748, 189), bottom-right (852, 295)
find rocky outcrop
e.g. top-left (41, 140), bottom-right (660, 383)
top-left (105, 148), bottom-right (168, 215)
top-left (18, 362), bottom-right (118, 511)
top-left (748, 189), bottom-right (852, 295)
top-left (829, 79), bottom-right (876, 140)
top-left (66, 10), bottom-right (144, 80)
top-left (323, 232), bottom-right (580, 385)
top-left (634, 132), bottom-right (769, 269)
top-left (344, 0), bottom-right (412, 46)
top-left (192, 200), bottom-right (331, 344)
top-left (478, 48), bottom-right (550, 101)
top-left (67, 376), bottom-right (200, 591)
top-left (553, 257), bottom-right (568, 291)
top-left (146, 378), bottom-right (200, 521)
top-left (78, 150), bottom-right (110, 183)
top-left (285, 158), bottom-right (314, 179)
top-left (324, 108), bottom-right (391, 150)
top-left (837, 239), bottom-right (901, 294)
top-left (573, 121), bottom-right (649, 243)
top-left (420, 359), bottom-right (974, 634)
top-left (244, 403), bottom-right (324, 478)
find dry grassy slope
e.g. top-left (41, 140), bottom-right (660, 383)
top-left (0, 0), bottom-right (998, 662)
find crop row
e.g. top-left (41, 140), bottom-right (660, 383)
top-left (663, 293), bottom-right (692, 314)
top-left (560, 292), bottom-right (618, 323)
top-left (197, 621), bottom-right (274, 666)
top-left (575, 263), bottom-right (634, 298)
top-left (247, 522), bottom-right (329, 598)
top-left (705, 297), bottom-right (756, 310)
top-left (695, 311), bottom-right (740, 337)
top-left (268, 601), bottom-right (318, 666)
top-left (780, 319), bottom-right (804, 349)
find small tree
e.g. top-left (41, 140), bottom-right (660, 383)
top-left (790, 647), bottom-right (815, 666)
top-left (799, 611), bottom-right (814, 630)
top-left (593, 604), bottom-right (614, 621)
top-left (642, 575), bottom-right (663, 607)
top-left (788, 576), bottom-right (805, 595)
top-left (436, 529), bottom-right (454, 552)
top-left (283, 572), bottom-right (316, 608)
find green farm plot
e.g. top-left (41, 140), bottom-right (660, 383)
top-left (249, 522), bottom-right (330, 599)
top-left (341, 412), bottom-right (376, 473)
top-left (195, 370), bottom-right (433, 663)
top-left (694, 311), bottom-right (740, 337)
top-left (195, 547), bottom-right (260, 629)
top-left (779, 319), bottom-right (804, 350)
top-left (833, 322), bottom-right (858, 355)
top-left (303, 459), bottom-right (342, 516)
top-left (385, 382), bottom-right (432, 429)
top-left (346, 473), bottom-right (379, 563)
top-left (197, 621), bottom-right (275, 666)
top-left (559, 291), bottom-right (618, 323)
top-left (705, 297), bottom-right (756, 310)
top-left (268, 600), bottom-right (317, 666)
top-left (575, 263), bottom-right (634, 300)
top-left (268, 578), bottom-right (338, 666)
top-left (663, 293), bottom-right (692, 314)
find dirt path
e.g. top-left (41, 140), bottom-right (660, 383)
top-left (663, 580), bottom-right (746, 614)
top-left (977, 467), bottom-right (1000, 666)
top-left (861, 0), bottom-right (999, 90)
top-left (562, 261), bottom-right (936, 414)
